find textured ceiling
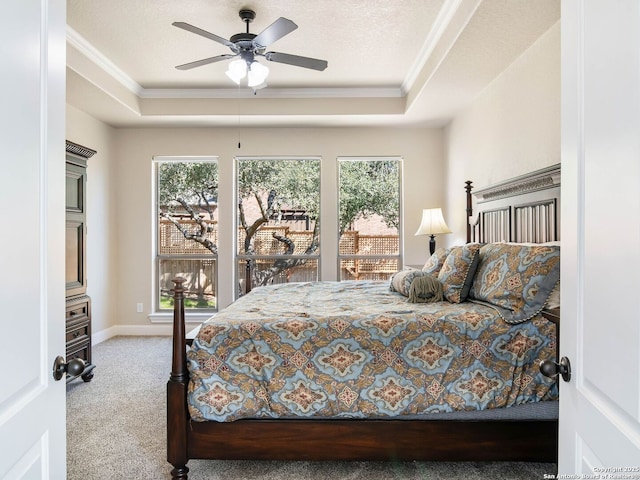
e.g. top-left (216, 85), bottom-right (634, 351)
top-left (66, 0), bottom-right (560, 128)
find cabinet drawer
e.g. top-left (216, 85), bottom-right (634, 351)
top-left (66, 320), bottom-right (89, 343)
top-left (66, 300), bottom-right (89, 322)
top-left (66, 339), bottom-right (90, 362)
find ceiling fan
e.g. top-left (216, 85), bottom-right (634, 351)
top-left (172, 9), bottom-right (328, 87)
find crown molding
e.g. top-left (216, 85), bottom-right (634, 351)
top-left (140, 86), bottom-right (403, 99)
top-left (473, 163), bottom-right (561, 203)
top-left (403, 0), bottom-right (464, 93)
top-left (67, 26), bottom-right (404, 102)
top-left (66, 140), bottom-right (97, 159)
top-left (402, 0), bottom-right (482, 97)
top-left (67, 26), bottom-right (143, 96)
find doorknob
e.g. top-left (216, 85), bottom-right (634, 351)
top-left (539, 356), bottom-right (571, 382)
top-left (52, 355), bottom-right (86, 381)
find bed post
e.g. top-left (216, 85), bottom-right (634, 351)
top-left (465, 180), bottom-right (473, 243)
top-left (167, 277), bottom-right (189, 479)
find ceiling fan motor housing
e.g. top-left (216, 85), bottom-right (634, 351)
top-left (230, 33), bottom-right (257, 44)
top-left (232, 9), bottom-right (262, 57)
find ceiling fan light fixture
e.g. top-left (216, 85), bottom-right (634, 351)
top-left (225, 58), bottom-right (247, 84)
top-left (247, 61), bottom-right (269, 87)
top-left (173, 10), bottom-right (327, 88)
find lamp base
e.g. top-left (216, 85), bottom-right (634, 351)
top-left (429, 235), bottom-right (436, 256)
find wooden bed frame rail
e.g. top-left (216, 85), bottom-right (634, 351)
top-left (167, 170), bottom-right (561, 479)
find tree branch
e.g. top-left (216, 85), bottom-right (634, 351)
top-left (161, 200), bottom-right (218, 255)
top-left (197, 189), bottom-right (216, 222)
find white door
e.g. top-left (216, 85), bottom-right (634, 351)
top-left (0, 1), bottom-right (67, 479)
top-left (560, 0), bottom-right (640, 473)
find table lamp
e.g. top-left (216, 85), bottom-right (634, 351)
top-left (415, 208), bottom-right (452, 255)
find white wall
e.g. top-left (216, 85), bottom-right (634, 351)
top-left (75, 125), bottom-right (442, 333)
top-left (66, 105), bottom-right (118, 342)
top-left (444, 21), bottom-right (560, 246)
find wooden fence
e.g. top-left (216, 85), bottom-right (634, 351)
top-left (160, 220), bottom-right (400, 284)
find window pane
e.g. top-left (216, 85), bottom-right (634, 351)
top-left (156, 159), bottom-right (218, 311)
top-left (159, 219), bottom-right (218, 254)
top-left (158, 258), bottom-right (217, 309)
top-left (236, 258), bottom-right (318, 296)
top-left (339, 258), bottom-right (400, 281)
top-left (338, 158), bottom-right (401, 281)
top-left (236, 158), bottom-right (320, 295)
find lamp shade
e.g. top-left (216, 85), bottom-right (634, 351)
top-left (247, 61), bottom-right (269, 87)
top-left (414, 208), bottom-right (452, 236)
top-left (226, 59), bottom-right (269, 88)
top-left (225, 59), bottom-right (247, 84)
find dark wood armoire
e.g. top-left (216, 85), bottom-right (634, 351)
top-left (65, 140), bottom-right (96, 382)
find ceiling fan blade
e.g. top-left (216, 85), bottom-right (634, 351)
top-left (253, 17), bottom-right (297, 47)
top-left (264, 52), bottom-right (328, 71)
top-left (172, 22), bottom-right (235, 49)
top-left (175, 54), bottom-right (236, 70)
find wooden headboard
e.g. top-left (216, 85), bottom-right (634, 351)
top-left (465, 164), bottom-right (561, 244)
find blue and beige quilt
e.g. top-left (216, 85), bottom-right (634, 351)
top-left (187, 280), bottom-right (558, 422)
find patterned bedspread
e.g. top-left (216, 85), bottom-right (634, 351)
top-left (187, 281), bottom-right (558, 422)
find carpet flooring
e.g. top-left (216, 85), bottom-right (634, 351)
top-left (66, 336), bottom-right (557, 479)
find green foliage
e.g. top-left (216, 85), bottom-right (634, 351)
top-left (159, 294), bottom-right (216, 310)
top-left (158, 159), bottom-right (399, 234)
top-left (338, 159), bottom-right (400, 234)
top-left (158, 162), bottom-right (218, 213)
top-left (238, 159), bottom-right (320, 218)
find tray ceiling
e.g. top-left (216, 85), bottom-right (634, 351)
top-left (66, 0), bottom-right (559, 128)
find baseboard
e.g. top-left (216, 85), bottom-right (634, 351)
top-left (92, 322), bottom-right (202, 346)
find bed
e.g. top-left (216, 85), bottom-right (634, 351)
top-left (167, 164), bottom-right (561, 479)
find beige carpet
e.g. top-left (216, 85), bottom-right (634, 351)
top-left (66, 336), bottom-right (557, 479)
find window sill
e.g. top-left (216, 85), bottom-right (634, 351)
top-left (149, 312), bottom-right (215, 324)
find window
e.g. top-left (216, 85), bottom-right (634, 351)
top-left (236, 157), bottom-right (320, 296)
top-left (155, 157), bottom-right (218, 312)
top-left (338, 157), bottom-right (402, 280)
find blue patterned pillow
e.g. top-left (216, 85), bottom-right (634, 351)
top-left (437, 244), bottom-right (481, 303)
top-left (421, 247), bottom-right (451, 276)
top-left (390, 268), bottom-right (432, 296)
top-left (469, 243), bottom-right (560, 323)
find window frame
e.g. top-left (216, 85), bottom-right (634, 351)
top-left (336, 156), bottom-right (404, 281)
top-left (152, 156), bottom-right (219, 316)
top-left (234, 155), bottom-right (322, 298)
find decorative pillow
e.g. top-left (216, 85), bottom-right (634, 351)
top-left (469, 243), bottom-right (560, 323)
top-left (390, 268), bottom-right (431, 296)
top-left (501, 242), bottom-right (561, 309)
top-left (421, 247), bottom-right (451, 276)
top-left (437, 244), bottom-right (481, 303)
